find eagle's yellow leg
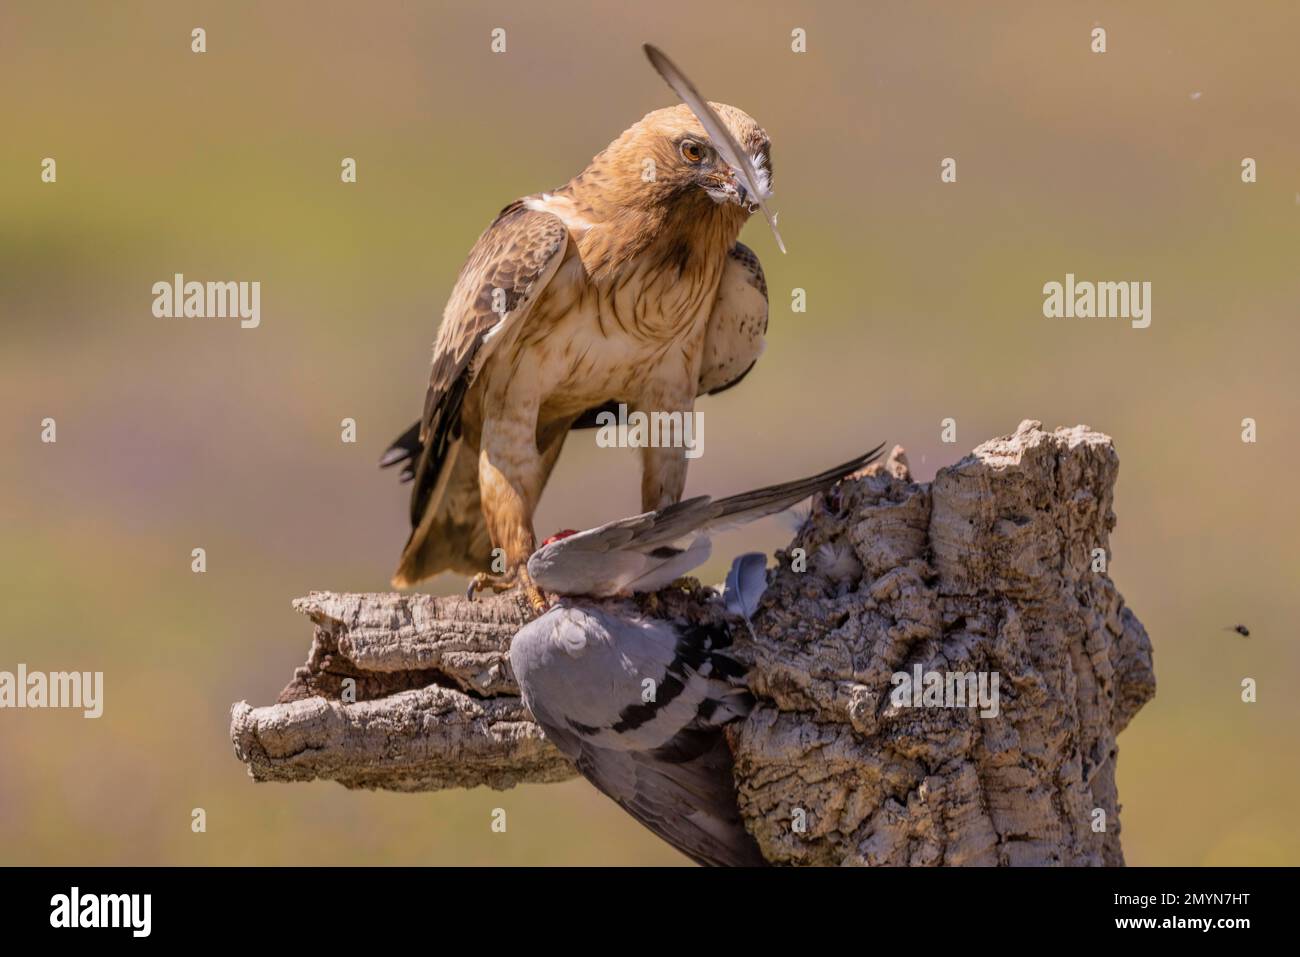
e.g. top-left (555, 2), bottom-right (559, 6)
top-left (466, 566), bottom-right (548, 615)
top-left (475, 410), bottom-right (549, 616)
top-left (635, 392), bottom-right (697, 510)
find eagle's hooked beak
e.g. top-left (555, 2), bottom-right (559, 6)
top-left (724, 168), bottom-right (764, 213)
top-left (702, 166), bottom-right (761, 210)
top-left (704, 168), bottom-right (747, 208)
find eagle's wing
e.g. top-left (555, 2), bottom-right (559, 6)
top-left (528, 445), bottom-right (885, 596)
top-left (700, 242), bottom-right (768, 396)
top-left (510, 604), bottom-right (764, 867)
top-left (392, 201), bottom-right (569, 587)
top-left (418, 202), bottom-right (568, 449)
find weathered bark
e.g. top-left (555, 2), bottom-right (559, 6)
top-left (230, 420), bottom-right (1155, 865)
top-left (230, 591), bottom-right (573, 791)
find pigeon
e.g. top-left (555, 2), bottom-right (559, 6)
top-left (509, 446), bottom-right (882, 865)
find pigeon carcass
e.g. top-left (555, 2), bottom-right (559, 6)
top-left (509, 446), bottom-right (883, 865)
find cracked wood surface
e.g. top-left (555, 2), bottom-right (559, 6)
top-left (230, 420), bottom-right (1155, 865)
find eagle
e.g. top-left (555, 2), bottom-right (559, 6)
top-left (383, 46), bottom-right (783, 609)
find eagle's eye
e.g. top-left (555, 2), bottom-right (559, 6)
top-left (679, 140), bottom-right (706, 164)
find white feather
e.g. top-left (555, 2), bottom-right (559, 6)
top-left (643, 44), bottom-right (786, 254)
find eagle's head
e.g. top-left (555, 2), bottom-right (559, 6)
top-left (626, 103), bottom-right (773, 213)
top-left (557, 45), bottom-right (784, 275)
top-left (566, 103), bottom-right (776, 267)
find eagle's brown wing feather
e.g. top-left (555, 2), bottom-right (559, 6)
top-left (393, 200), bottom-right (568, 587)
top-left (700, 241), bottom-right (768, 396)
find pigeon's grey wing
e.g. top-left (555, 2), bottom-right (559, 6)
top-left (624, 444), bottom-right (886, 548)
top-left (531, 717), bottom-right (763, 867)
top-left (527, 498), bottom-right (714, 595)
top-left (527, 543), bottom-right (661, 598)
top-left (510, 604), bottom-right (761, 865)
top-left (698, 444), bottom-right (887, 533)
top-left (619, 535), bottom-right (711, 594)
top-left (531, 446), bottom-right (885, 596)
top-left (628, 447), bottom-right (885, 589)
top-left (533, 536), bottom-right (712, 599)
top-left (569, 730), bottom-right (766, 867)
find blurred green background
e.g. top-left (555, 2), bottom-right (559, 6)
top-left (2, 1), bottom-right (1297, 865)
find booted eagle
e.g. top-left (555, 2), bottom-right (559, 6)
top-left (384, 46), bottom-right (782, 609)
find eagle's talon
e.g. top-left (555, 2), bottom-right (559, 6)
top-left (524, 585), bottom-right (549, 616)
top-left (467, 570), bottom-right (514, 600)
top-left (516, 566), bottom-right (550, 617)
top-left (466, 568), bottom-right (549, 616)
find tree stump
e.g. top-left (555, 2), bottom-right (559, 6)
top-left (230, 420), bottom-right (1155, 865)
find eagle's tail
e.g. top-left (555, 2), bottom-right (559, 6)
top-left (383, 423), bottom-right (492, 587)
top-left (383, 406), bottom-right (582, 587)
top-left (378, 421), bottom-right (421, 481)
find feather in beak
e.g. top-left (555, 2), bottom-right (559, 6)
top-left (643, 43), bottom-right (787, 254)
